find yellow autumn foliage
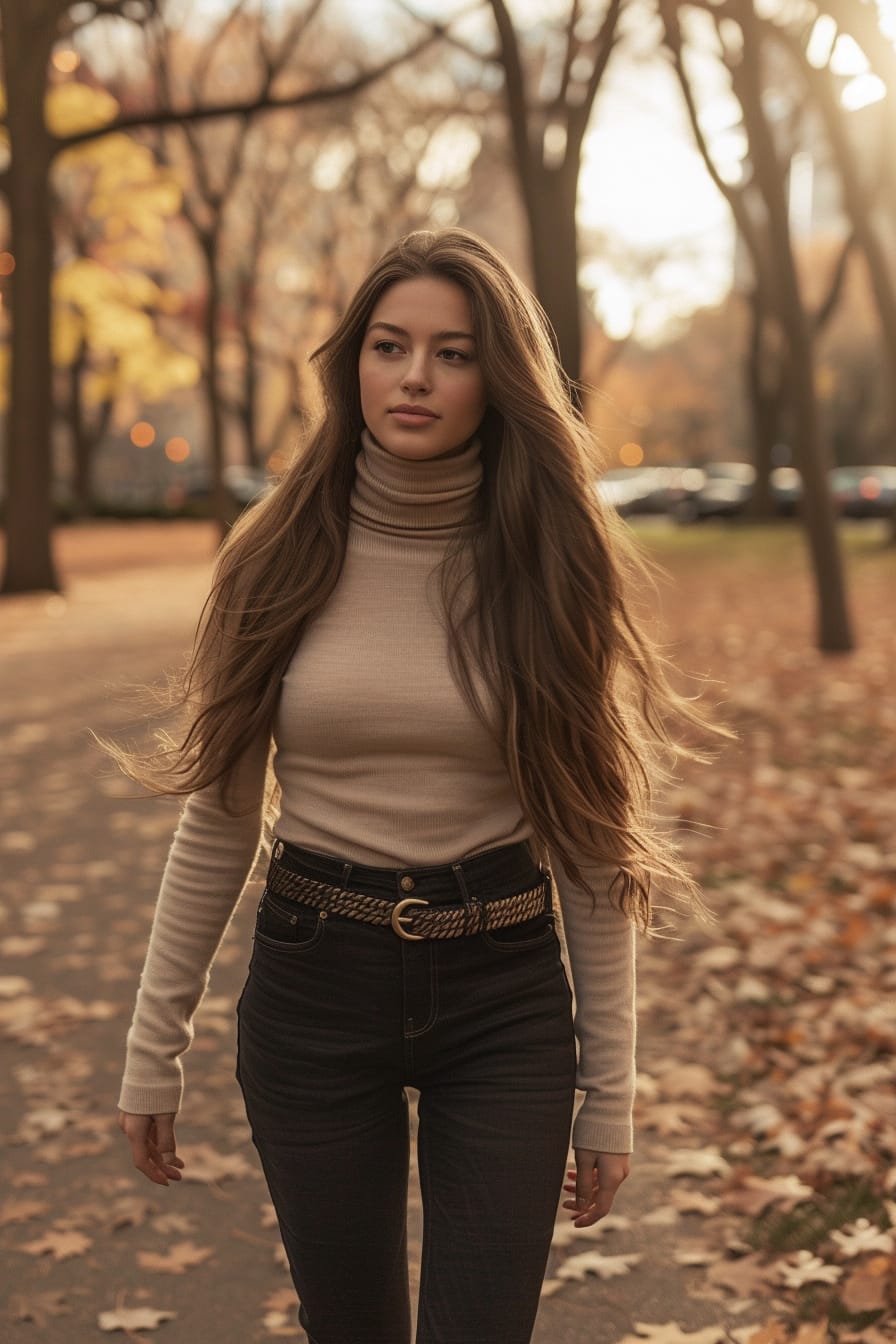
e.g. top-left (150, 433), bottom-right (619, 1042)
top-left (55, 257), bottom-right (163, 312)
top-left (53, 306), bottom-right (84, 367)
top-left (118, 338), bottom-right (200, 401)
top-left (46, 83), bottom-right (119, 137)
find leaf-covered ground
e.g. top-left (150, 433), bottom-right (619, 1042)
top-left (0, 519), bottom-right (893, 1343)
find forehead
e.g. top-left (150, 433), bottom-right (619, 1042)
top-left (366, 275), bottom-right (474, 334)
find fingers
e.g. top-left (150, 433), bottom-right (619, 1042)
top-left (117, 1110), bottom-right (184, 1187)
top-left (560, 1150), bottom-right (630, 1227)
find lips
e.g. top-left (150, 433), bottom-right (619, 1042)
top-left (389, 405), bottom-right (438, 418)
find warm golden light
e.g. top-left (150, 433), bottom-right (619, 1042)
top-left (620, 442), bottom-right (644, 467)
top-left (0, 252), bottom-right (15, 276)
top-left (130, 421), bottom-right (156, 448)
top-left (267, 450), bottom-right (287, 474)
top-left (52, 49), bottom-right (81, 74)
top-left (165, 436), bottom-right (190, 463)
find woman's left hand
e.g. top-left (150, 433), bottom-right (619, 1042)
top-left (561, 1149), bottom-right (630, 1227)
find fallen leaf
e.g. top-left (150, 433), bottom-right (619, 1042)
top-left (556, 1249), bottom-right (642, 1281)
top-left (674, 1247), bottom-right (717, 1267)
top-left (670, 1190), bottom-right (721, 1216)
top-left (707, 1252), bottom-right (770, 1297)
top-left (151, 1212), bottom-right (198, 1235)
top-left (618, 1324), bottom-right (727, 1344)
top-left (97, 1306), bottom-right (177, 1332)
top-left (108, 1195), bottom-right (156, 1230)
top-left (641, 1102), bottom-right (712, 1136)
top-left (21, 1228), bottom-right (92, 1260)
top-left (177, 1143), bottom-right (253, 1184)
top-left (136, 1239), bottom-right (213, 1274)
top-left (10, 1290), bottom-right (71, 1324)
top-left (722, 1174), bottom-right (815, 1217)
top-left (729, 1325), bottom-right (789, 1344)
top-left (656, 1065), bottom-right (726, 1100)
top-left (838, 1262), bottom-right (890, 1314)
top-left (829, 1218), bottom-right (894, 1258)
top-left (665, 1148), bottom-right (732, 1178)
top-left (0, 975), bottom-right (32, 996)
top-left (775, 1250), bottom-right (843, 1289)
top-left (0, 1196), bottom-right (49, 1226)
top-left (729, 1323), bottom-right (790, 1344)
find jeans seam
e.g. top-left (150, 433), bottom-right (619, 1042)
top-left (404, 943), bottom-right (439, 1038)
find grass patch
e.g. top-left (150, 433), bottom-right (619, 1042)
top-left (749, 1177), bottom-right (885, 1254)
top-left (629, 518), bottom-right (893, 567)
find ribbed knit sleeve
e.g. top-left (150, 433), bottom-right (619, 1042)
top-left (117, 729), bottom-right (271, 1116)
top-left (550, 853), bottom-right (637, 1154)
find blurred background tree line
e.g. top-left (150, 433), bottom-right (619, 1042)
top-left (0, 0), bottom-right (894, 653)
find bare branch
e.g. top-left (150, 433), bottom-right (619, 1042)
top-left (556, 0), bottom-right (582, 112)
top-left (488, 0), bottom-right (533, 167)
top-left (566, 0), bottom-right (624, 150)
top-left (657, 0), bottom-right (767, 291)
top-left (813, 231), bottom-right (856, 333)
top-left (49, 29), bottom-right (447, 156)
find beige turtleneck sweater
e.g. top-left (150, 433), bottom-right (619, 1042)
top-left (118, 427), bottom-right (636, 1154)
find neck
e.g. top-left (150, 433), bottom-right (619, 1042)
top-left (350, 425), bottom-right (483, 540)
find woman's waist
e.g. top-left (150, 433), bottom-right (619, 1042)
top-left (265, 833), bottom-right (545, 907)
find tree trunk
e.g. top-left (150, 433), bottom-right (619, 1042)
top-left (199, 232), bottom-right (232, 539)
top-left (743, 289), bottom-right (782, 520)
top-left (67, 339), bottom-right (92, 516)
top-left (804, 56), bottom-right (896, 434)
top-left (0, 3), bottom-right (59, 592)
top-left (528, 159), bottom-right (584, 389)
top-left (736, 19), bottom-right (853, 651)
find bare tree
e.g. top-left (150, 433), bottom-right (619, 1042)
top-left (0, 0), bottom-right (445, 593)
top-left (659, 0), bottom-right (853, 652)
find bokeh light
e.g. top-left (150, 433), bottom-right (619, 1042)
top-left (620, 442), bottom-right (644, 467)
top-left (130, 421), bottom-right (156, 448)
top-left (165, 436), bottom-right (190, 463)
top-left (0, 253), bottom-right (16, 276)
top-left (52, 49), bottom-right (81, 74)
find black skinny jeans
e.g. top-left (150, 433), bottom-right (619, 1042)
top-left (235, 839), bottom-right (577, 1344)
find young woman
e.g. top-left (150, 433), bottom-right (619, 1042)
top-left (115, 227), bottom-right (724, 1344)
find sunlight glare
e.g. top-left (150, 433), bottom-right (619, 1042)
top-left (417, 119), bottom-right (481, 191)
top-left (830, 35), bottom-right (870, 76)
top-left (806, 16), bottom-right (837, 68)
top-left (841, 74), bottom-right (887, 110)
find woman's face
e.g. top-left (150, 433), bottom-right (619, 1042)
top-left (359, 275), bottom-right (488, 461)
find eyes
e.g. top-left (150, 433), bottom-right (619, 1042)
top-left (371, 339), bottom-right (472, 364)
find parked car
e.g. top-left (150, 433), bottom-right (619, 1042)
top-left (829, 465), bottom-right (896, 518)
top-left (595, 466), bottom-right (678, 516)
top-left (666, 462), bottom-right (756, 522)
top-left (769, 466), bottom-right (802, 515)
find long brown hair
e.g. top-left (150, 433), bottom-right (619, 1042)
top-left (107, 227), bottom-right (734, 927)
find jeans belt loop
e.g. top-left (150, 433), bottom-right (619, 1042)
top-left (451, 861), bottom-right (484, 935)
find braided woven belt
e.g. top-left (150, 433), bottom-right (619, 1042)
top-left (266, 854), bottom-right (551, 941)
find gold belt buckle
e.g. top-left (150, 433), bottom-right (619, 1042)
top-left (391, 896), bottom-right (429, 941)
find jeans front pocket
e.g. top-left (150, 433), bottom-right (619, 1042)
top-left (481, 911), bottom-right (557, 952)
top-left (254, 886), bottom-right (327, 952)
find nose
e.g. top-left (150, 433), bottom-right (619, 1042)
top-left (401, 352), bottom-right (430, 394)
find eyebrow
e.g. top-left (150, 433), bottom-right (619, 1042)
top-left (367, 321), bottom-right (475, 342)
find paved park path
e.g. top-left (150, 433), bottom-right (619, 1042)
top-left (0, 520), bottom-right (815, 1344)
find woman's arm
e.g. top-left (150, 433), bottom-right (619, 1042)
top-left (549, 852), bottom-right (637, 1155)
top-left (117, 728), bottom-right (271, 1117)
top-left (550, 852), bottom-right (636, 1225)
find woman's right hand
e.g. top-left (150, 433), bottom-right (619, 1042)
top-left (117, 1110), bottom-right (185, 1186)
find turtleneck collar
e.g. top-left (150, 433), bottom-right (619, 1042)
top-left (350, 425), bottom-right (483, 540)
